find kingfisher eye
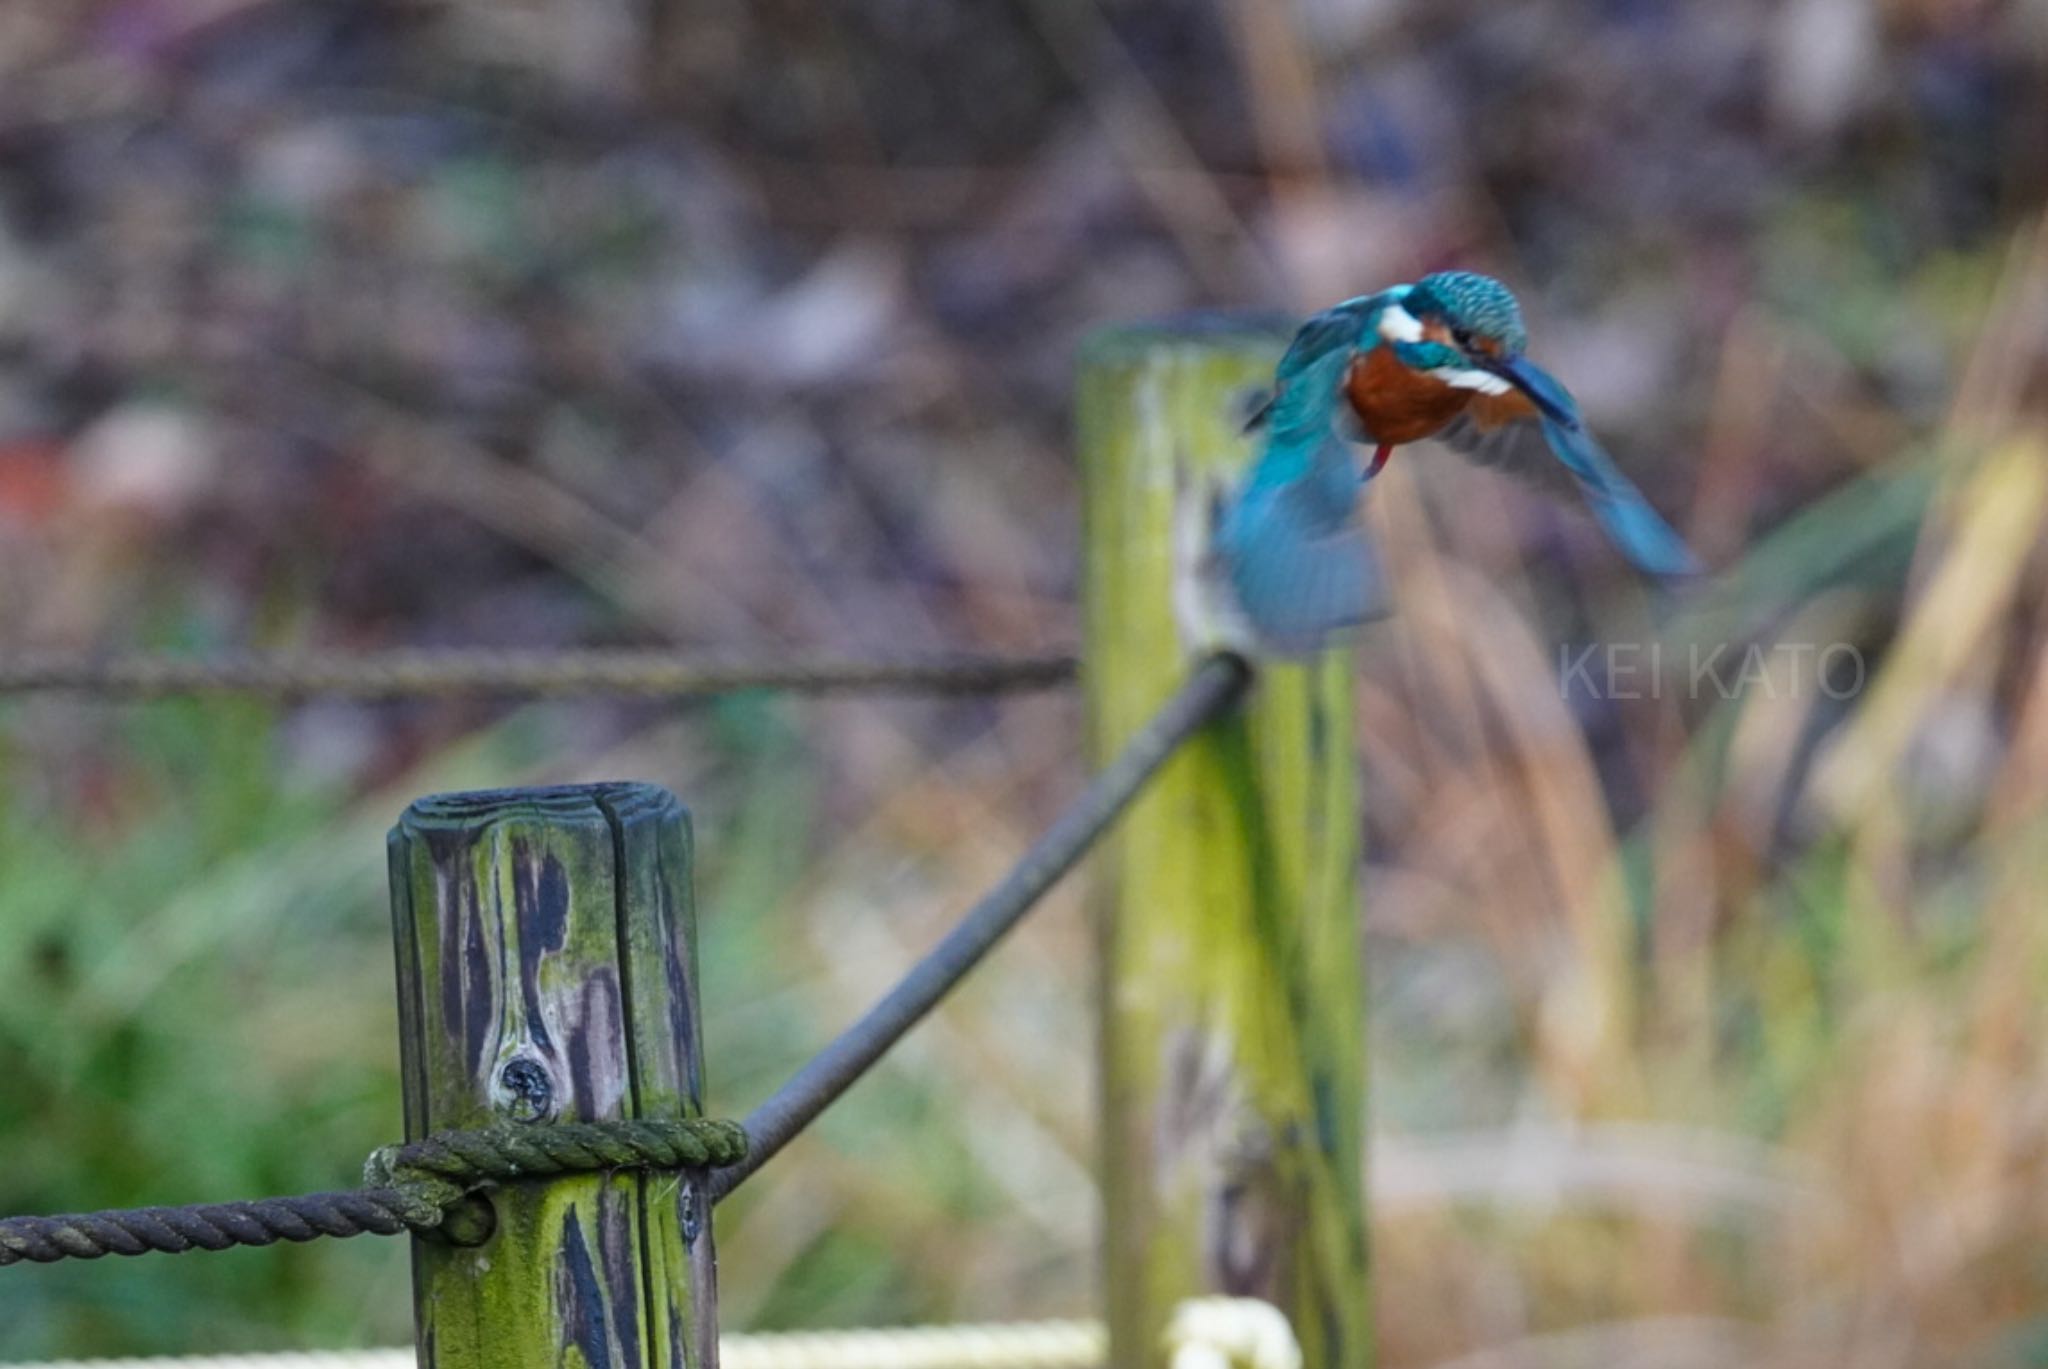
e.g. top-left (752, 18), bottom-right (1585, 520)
top-left (1451, 326), bottom-right (1476, 350)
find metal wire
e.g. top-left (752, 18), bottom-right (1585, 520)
top-left (0, 649), bottom-right (1077, 700)
top-left (711, 652), bottom-right (1253, 1201)
top-left (0, 655), bottom-right (1250, 1268)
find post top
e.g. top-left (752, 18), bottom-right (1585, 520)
top-left (395, 781), bottom-right (683, 832)
top-left (1079, 312), bottom-right (1295, 366)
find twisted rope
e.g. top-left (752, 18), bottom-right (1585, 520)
top-left (0, 1317), bottom-right (1106, 1367)
top-left (0, 1301), bottom-right (1291, 1368)
top-left (1165, 1299), bottom-right (1301, 1369)
top-left (0, 649), bottom-right (1077, 700)
top-left (0, 1191), bottom-right (424, 1265)
top-left (722, 1320), bottom-right (1104, 1369)
top-left (0, 657), bottom-right (1250, 1266)
top-left (0, 1118), bottom-right (746, 1265)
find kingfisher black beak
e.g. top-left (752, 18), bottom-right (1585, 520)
top-left (1483, 353), bottom-right (1579, 428)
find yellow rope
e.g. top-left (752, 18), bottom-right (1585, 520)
top-left (1165, 1298), bottom-right (1303, 1369)
top-left (724, 1321), bottom-right (1104, 1369)
top-left (1, 1358), bottom-right (410, 1369)
top-left (6, 1299), bottom-right (1298, 1369)
top-left (1, 1320), bottom-right (1104, 1369)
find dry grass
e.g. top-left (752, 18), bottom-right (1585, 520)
top-left (6, 4), bottom-right (2048, 1364)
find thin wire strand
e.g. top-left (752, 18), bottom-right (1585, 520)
top-left (0, 650), bottom-right (1077, 700)
top-left (711, 652), bottom-right (1252, 1202)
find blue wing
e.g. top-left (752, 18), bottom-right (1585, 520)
top-left (1440, 355), bottom-right (1700, 579)
top-left (1244, 293), bottom-right (1396, 437)
top-left (1215, 302), bottom-right (1407, 654)
top-left (1218, 427), bottom-right (1386, 655)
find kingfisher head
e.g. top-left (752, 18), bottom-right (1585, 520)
top-left (1370, 270), bottom-right (1577, 426)
top-left (1405, 271), bottom-right (1528, 358)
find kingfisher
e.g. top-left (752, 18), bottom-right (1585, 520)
top-left (1216, 271), bottom-right (1698, 653)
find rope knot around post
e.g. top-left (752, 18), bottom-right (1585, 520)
top-left (363, 1118), bottom-right (751, 1232)
top-left (0, 1117), bottom-right (748, 1266)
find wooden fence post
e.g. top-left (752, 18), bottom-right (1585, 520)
top-left (387, 783), bottom-right (717, 1368)
top-left (1080, 322), bottom-right (1369, 1367)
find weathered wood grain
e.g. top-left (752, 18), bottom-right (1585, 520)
top-left (388, 783), bottom-right (716, 1369)
top-left (1080, 322), bottom-right (1370, 1367)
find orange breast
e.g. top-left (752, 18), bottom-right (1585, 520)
top-left (1344, 346), bottom-right (1474, 445)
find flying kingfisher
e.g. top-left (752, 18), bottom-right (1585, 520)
top-left (1215, 271), bottom-right (1698, 654)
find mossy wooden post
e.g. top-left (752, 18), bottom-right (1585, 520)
top-left (388, 784), bottom-right (718, 1368)
top-left (1080, 321), bottom-right (1368, 1367)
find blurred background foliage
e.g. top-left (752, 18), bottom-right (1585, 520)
top-left (2, 0), bottom-right (2048, 1365)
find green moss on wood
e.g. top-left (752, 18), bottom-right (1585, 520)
top-left (1081, 328), bottom-right (1370, 1368)
top-left (388, 783), bottom-right (715, 1369)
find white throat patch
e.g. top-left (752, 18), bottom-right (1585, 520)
top-left (1377, 296), bottom-right (1513, 394)
top-left (1375, 303), bottom-right (1425, 343)
top-left (1429, 365), bottom-right (1513, 395)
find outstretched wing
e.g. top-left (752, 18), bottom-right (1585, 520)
top-left (1433, 398), bottom-right (1576, 494)
top-left (1435, 358), bottom-right (1699, 579)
